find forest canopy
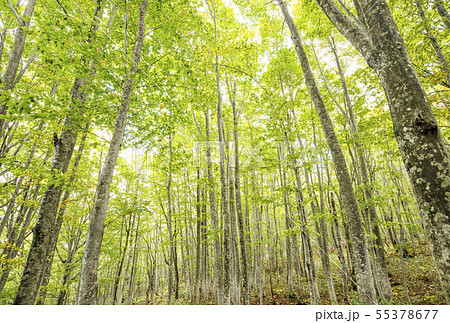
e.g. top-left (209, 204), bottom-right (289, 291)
top-left (0, 0), bottom-right (449, 305)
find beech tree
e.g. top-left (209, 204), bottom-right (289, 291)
top-left (278, 0), bottom-right (377, 304)
top-left (313, 0), bottom-right (450, 302)
top-left (13, 0), bottom-right (105, 304)
top-left (77, 0), bottom-right (149, 305)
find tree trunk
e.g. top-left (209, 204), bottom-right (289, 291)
top-left (0, 122), bottom-right (43, 238)
top-left (277, 145), bottom-right (293, 296)
top-left (316, 0), bottom-right (450, 302)
top-left (209, 4), bottom-right (231, 303)
top-left (284, 130), bottom-right (320, 304)
top-left (194, 167), bottom-right (202, 303)
top-left (205, 106), bottom-right (223, 303)
top-left (327, 38), bottom-right (392, 302)
top-left (435, 0), bottom-right (450, 29)
top-left (279, 0), bottom-right (377, 304)
top-left (330, 192), bottom-right (350, 304)
top-left (77, 0), bottom-right (148, 304)
top-left (231, 94), bottom-right (249, 305)
top-left (0, 183), bottom-right (42, 294)
top-left (173, 212), bottom-right (180, 301)
top-left (36, 124), bottom-right (90, 305)
top-left (0, 0), bottom-right (37, 135)
top-left (13, 2), bottom-right (105, 304)
top-left (414, 0), bottom-right (450, 87)
top-left (311, 121), bottom-right (338, 305)
top-left (112, 211), bottom-right (132, 304)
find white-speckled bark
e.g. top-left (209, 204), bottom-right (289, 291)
top-left (316, 0), bottom-right (450, 304)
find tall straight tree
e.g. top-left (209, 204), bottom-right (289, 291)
top-left (327, 38), bottom-right (392, 302)
top-left (278, 0), bottom-right (377, 304)
top-left (13, 1), bottom-right (105, 305)
top-left (77, 0), bottom-right (149, 305)
top-left (229, 82), bottom-right (249, 304)
top-left (315, 0), bottom-right (450, 302)
top-left (166, 134), bottom-right (175, 305)
top-left (205, 0), bottom-right (229, 304)
top-left (205, 102), bottom-right (223, 304)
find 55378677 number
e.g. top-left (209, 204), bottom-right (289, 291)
top-left (376, 310), bottom-right (438, 320)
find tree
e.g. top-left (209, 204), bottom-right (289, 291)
top-left (315, 0), bottom-right (450, 302)
top-left (279, 0), bottom-right (377, 304)
top-left (13, 1), bottom-right (105, 304)
top-left (77, 0), bottom-right (149, 304)
top-left (0, 0), bottom-right (38, 135)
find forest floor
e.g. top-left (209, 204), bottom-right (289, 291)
top-left (142, 242), bottom-right (446, 305)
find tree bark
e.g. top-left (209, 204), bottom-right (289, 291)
top-left (284, 129), bottom-right (320, 304)
top-left (0, 182), bottom-right (43, 294)
top-left (36, 125), bottom-right (90, 305)
top-left (194, 166), bottom-right (202, 303)
top-left (316, 0), bottom-right (450, 302)
top-left (208, 1), bottom-right (231, 304)
top-left (327, 38), bottom-right (393, 302)
top-left (277, 145), bottom-right (293, 296)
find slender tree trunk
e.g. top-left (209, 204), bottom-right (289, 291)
top-left (201, 189), bottom-right (208, 299)
top-left (279, 0), bottom-right (377, 304)
top-left (77, 1), bottom-right (148, 304)
top-left (56, 206), bottom-right (86, 305)
top-left (327, 38), bottom-right (392, 302)
top-left (119, 212), bottom-right (135, 304)
top-left (112, 213), bottom-right (132, 304)
top-left (207, 2), bottom-right (231, 303)
top-left (414, 0), bottom-right (450, 87)
top-left (284, 130), bottom-right (320, 304)
top-left (127, 214), bottom-right (140, 304)
top-left (165, 137), bottom-right (174, 305)
top-left (277, 145), bottom-right (293, 296)
top-left (194, 167), bottom-right (202, 303)
top-left (310, 121), bottom-right (338, 304)
top-left (173, 212), bottom-right (180, 301)
top-left (205, 107), bottom-right (223, 303)
top-left (231, 95), bottom-right (249, 305)
top-left (36, 124), bottom-right (90, 305)
top-left (0, 182), bottom-right (43, 294)
top-left (435, 0), bottom-right (450, 29)
top-left (330, 192), bottom-right (350, 304)
top-left (290, 100), bottom-right (337, 304)
top-left (396, 195), bottom-right (412, 304)
top-left (0, 0), bottom-right (37, 135)
top-left (0, 122), bottom-right (43, 238)
top-left (226, 135), bottom-right (241, 304)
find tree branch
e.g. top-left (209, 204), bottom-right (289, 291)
top-left (7, 0), bottom-right (21, 24)
top-left (336, 0), bottom-right (365, 29)
top-left (56, 0), bottom-right (69, 16)
top-left (315, 0), bottom-right (372, 59)
top-left (14, 53), bottom-right (38, 85)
